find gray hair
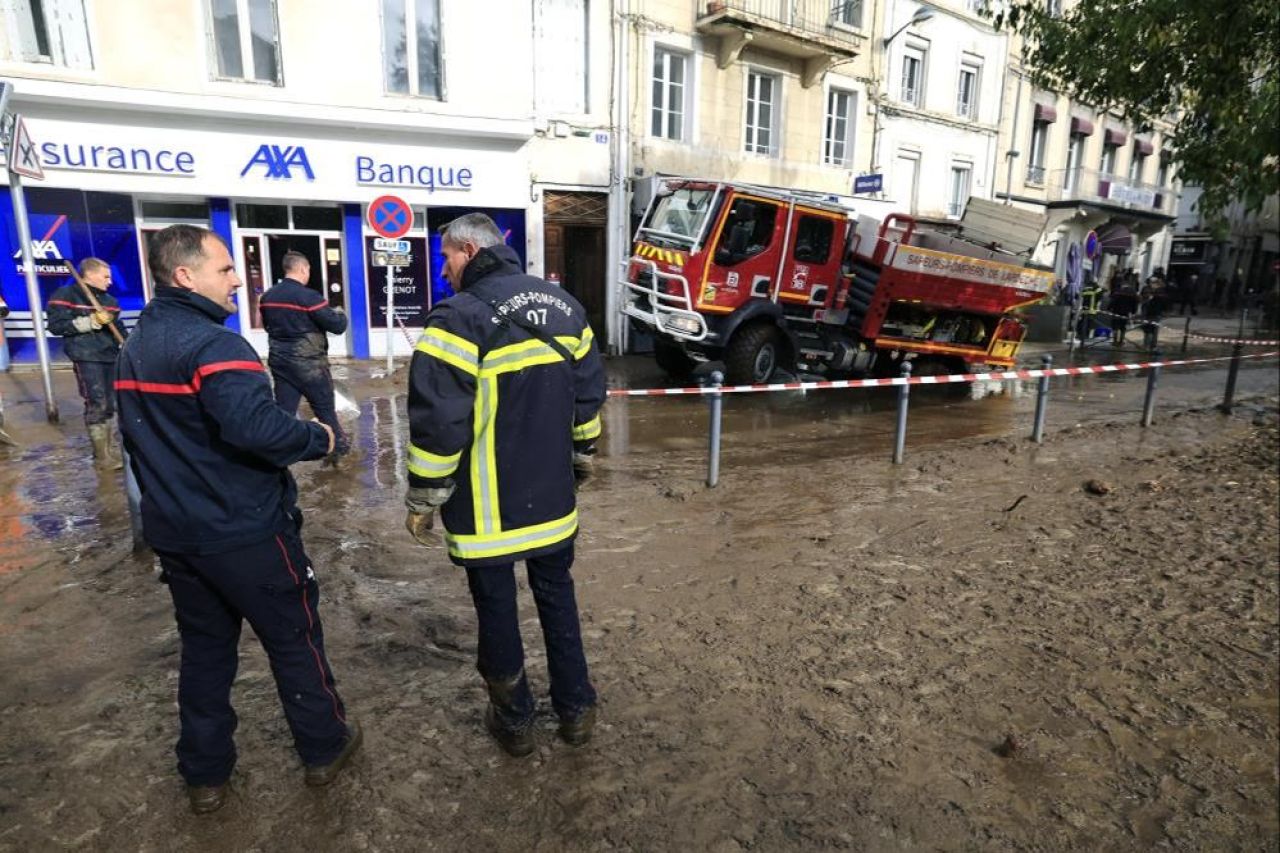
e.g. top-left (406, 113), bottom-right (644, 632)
top-left (439, 213), bottom-right (504, 251)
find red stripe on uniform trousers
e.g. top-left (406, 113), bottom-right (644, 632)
top-left (273, 535), bottom-right (347, 726)
top-left (191, 360), bottom-right (266, 391)
top-left (259, 302), bottom-right (327, 312)
top-left (114, 379), bottom-right (196, 395)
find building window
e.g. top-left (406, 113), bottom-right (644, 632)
top-left (3, 0), bottom-right (94, 67)
top-left (1045, 0), bottom-right (1062, 17)
top-left (1026, 120), bottom-right (1049, 184)
top-left (1064, 133), bottom-right (1085, 191)
top-left (823, 88), bottom-right (856, 167)
top-left (744, 70), bottom-right (780, 156)
top-left (965, 0), bottom-right (989, 13)
top-left (208, 0), bottom-right (281, 84)
top-left (535, 0), bottom-right (588, 115)
top-left (1100, 143), bottom-right (1117, 177)
top-left (956, 60), bottom-right (980, 120)
top-left (901, 46), bottom-right (926, 107)
top-left (1128, 148), bottom-right (1147, 182)
top-left (651, 47), bottom-right (689, 141)
top-left (382, 0), bottom-right (443, 98)
top-left (1156, 155), bottom-right (1170, 187)
top-left (948, 165), bottom-right (971, 217)
top-left (832, 0), bottom-right (863, 28)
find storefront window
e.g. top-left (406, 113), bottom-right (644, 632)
top-left (291, 206), bottom-right (343, 231)
top-left (140, 200), bottom-right (210, 221)
top-left (236, 203), bottom-right (289, 229)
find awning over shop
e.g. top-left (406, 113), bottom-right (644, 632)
top-left (1034, 102), bottom-right (1058, 122)
top-left (1096, 222), bottom-right (1133, 255)
top-left (1104, 127), bottom-right (1128, 147)
top-left (1069, 115), bottom-right (1094, 136)
top-left (1134, 137), bottom-right (1154, 156)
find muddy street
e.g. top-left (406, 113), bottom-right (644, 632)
top-left (0, 352), bottom-right (1277, 851)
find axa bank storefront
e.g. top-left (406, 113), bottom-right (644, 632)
top-left (0, 106), bottom-right (532, 364)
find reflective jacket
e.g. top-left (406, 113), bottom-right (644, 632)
top-left (259, 277), bottom-right (347, 363)
top-left (116, 286), bottom-right (330, 555)
top-left (407, 245), bottom-right (606, 567)
top-left (46, 283), bottom-right (126, 363)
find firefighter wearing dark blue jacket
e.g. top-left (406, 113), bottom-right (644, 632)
top-left (45, 258), bottom-right (126, 469)
top-left (259, 251), bottom-right (350, 460)
top-left (116, 225), bottom-right (361, 815)
top-left (404, 213), bottom-right (606, 757)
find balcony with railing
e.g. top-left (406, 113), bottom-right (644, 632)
top-left (1046, 167), bottom-right (1175, 216)
top-left (697, 0), bottom-right (867, 86)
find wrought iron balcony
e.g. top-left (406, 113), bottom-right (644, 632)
top-left (1045, 167), bottom-right (1174, 215)
top-left (697, 0), bottom-right (867, 86)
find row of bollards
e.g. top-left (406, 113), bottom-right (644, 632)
top-left (700, 337), bottom-right (1254, 484)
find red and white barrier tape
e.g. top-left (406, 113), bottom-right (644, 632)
top-left (1181, 331), bottom-right (1280, 346)
top-left (606, 351), bottom-right (1280, 398)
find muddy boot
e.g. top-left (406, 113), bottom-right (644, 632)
top-left (558, 705), bottom-right (596, 747)
top-left (305, 719), bottom-right (363, 786)
top-left (88, 423), bottom-right (123, 471)
top-left (187, 783), bottom-right (228, 815)
top-left (483, 672), bottom-right (536, 757)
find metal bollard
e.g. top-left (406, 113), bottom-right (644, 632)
top-left (1181, 316), bottom-right (1191, 353)
top-left (892, 360), bottom-right (912, 464)
top-left (1141, 349), bottom-right (1162, 428)
top-left (1067, 303), bottom-right (1080, 360)
top-left (1220, 343), bottom-right (1243, 413)
top-left (1032, 354), bottom-right (1052, 443)
top-left (706, 370), bottom-right (724, 488)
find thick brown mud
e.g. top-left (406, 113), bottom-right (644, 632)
top-left (0, 365), bottom-right (1277, 851)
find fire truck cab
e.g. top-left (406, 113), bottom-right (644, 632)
top-left (622, 178), bottom-right (1054, 385)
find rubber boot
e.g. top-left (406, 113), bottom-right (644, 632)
top-left (483, 672), bottom-right (536, 757)
top-left (88, 423), bottom-right (123, 471)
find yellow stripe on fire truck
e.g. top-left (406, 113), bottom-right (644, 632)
top-left (633, 243), bottom-right (687, 267)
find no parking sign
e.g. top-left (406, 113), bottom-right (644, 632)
top-left (367, 195), bottom-right (414, 239)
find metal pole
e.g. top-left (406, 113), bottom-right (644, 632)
top-left (9, 172), bottom-right (58, 422)
top-left (1067, 299), bottom-right (1080, 360)
top-left (1181, 316), bottom-right (1191, 354)
top-left (1032, 353), bottom-right (1052, 443)
top-left (892, 360), bottom-right (912, 464)
top-left (706, 370), bottom-right (723, 488)
top-left (0, 300), bottom-right (9, 371)
top-left (1238, 307), bottom-right (1249, 340)
top-left (1141, 349), bottom-right (1162, 428)
top-left (385, 264), bottom-right (394, 374)
top-left (1220, 343), bottom-right (1243, 413)
top-left (122, 443), bottom-right (145, 552)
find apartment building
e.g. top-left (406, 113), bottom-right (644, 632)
top-left (874, 0), bottom-right (1006, 220)
top-left (993, 32), bottom-right (1178, 290)
top-left (1, 0), bottom-right (612, 363)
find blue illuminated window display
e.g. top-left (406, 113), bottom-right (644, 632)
top-left (0, 188), bottom-right (145, 363)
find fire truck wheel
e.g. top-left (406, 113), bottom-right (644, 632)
top-left (725, 323), bottom-right (784, 385)
top-left (654, 338), bottom-right (696, 378)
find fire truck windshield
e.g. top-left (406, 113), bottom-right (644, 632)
top-left (642, 187), bottom-right (716, 246)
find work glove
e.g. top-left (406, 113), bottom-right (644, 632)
top-left (404, 483), bottom-right (454, 547)
top-left (92, 310), bottom-right (112, 326)
top-left (72, 316), bottom-right (100, 333)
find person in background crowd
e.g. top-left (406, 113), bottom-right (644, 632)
top-left (1211, 276), bottom-right (1227, 309)
top-left (1107, 275), bottom-right (1139, 346)
top-left (45, 258), bottom-right (126, 470)
top-left (1178, 273), bottom-right (1200, 316)
top-left (404, 213), bottom-right (606, 757)
top-left (259, 251), bottom-right (350, 464)
top-left (116, 225), bottom-right (360, 815)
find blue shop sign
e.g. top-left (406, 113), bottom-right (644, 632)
top-left (853, 174), bottom-right (883, 195)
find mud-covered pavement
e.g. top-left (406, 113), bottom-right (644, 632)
top-left (1, 350), bottom-right (1278, 851)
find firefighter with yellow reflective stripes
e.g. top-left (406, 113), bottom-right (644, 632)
top-left (404, 213), bottom-right (606, 757)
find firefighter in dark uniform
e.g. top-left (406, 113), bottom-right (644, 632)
top-left (259, 251), bottom-right (350, 461)
top-left (116, 226), bottom-right (360, 814)
top-left (45, 258), bottom-right (126, 469)
top-left (404, 213), bottom-right (606, 757)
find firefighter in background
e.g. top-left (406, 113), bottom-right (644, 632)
top-left (1075, 274), bottom-right (1104, 342)
top-left (259, 251), bottom-right (350, 463)
top-left (45, 258), bottom-right (126, 470)
top-left (404, 213), bottom-right (606, 757)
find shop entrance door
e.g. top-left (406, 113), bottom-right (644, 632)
top-left (238, 231), bottom-right (348, 357)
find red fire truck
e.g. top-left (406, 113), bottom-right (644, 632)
top-left (622, 178), bottom-right (1055, 385)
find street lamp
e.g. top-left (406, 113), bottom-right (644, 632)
top-left (884, 5), bottom-right (935, 46)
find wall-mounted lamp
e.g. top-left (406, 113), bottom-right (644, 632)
top-left (884, 5), bottom-right (935, 46)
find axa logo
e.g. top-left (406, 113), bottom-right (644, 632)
top-left (240, 144), bottom-right (315, 180)
top-left (11, 240), bottom-right (64, 260)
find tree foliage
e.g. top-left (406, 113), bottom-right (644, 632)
top-left (992, 0), bottom-right (1279, 213)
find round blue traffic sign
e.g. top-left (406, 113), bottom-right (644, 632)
top-left (1083, 229), bottom-right (1100, 260)
top-left (367, 194), bottom-right (414, 239)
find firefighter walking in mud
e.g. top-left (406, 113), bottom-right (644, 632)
top-left (404, 213), bottom-right (606, 756)
top-left (116, 225), bottom-right (361, 813)
top-left (259, 250), bottom-right (351, 464)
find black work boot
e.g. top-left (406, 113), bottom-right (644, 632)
top-left (558, 705), bottom-right (597, 747)
top-left (187, 783), bottom-right (228, 814)
top-left (304, 719), bottom-right (363, 786)
top-left (483, 672), bottom-right (536, 757)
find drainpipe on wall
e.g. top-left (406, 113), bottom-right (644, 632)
top-left (1003, 50), bottom-right (1025, 205)
top-left (605, 0), bottom-right (631, 355)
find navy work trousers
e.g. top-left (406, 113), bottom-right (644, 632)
top-left (158, 523), bottom-right (349, 786)
top-left (465, 544), bottom-right (596, 729)
top-left (270, 359), bottom-right (349, 455)
top-left (72, 360), bottom-right (115, 427)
